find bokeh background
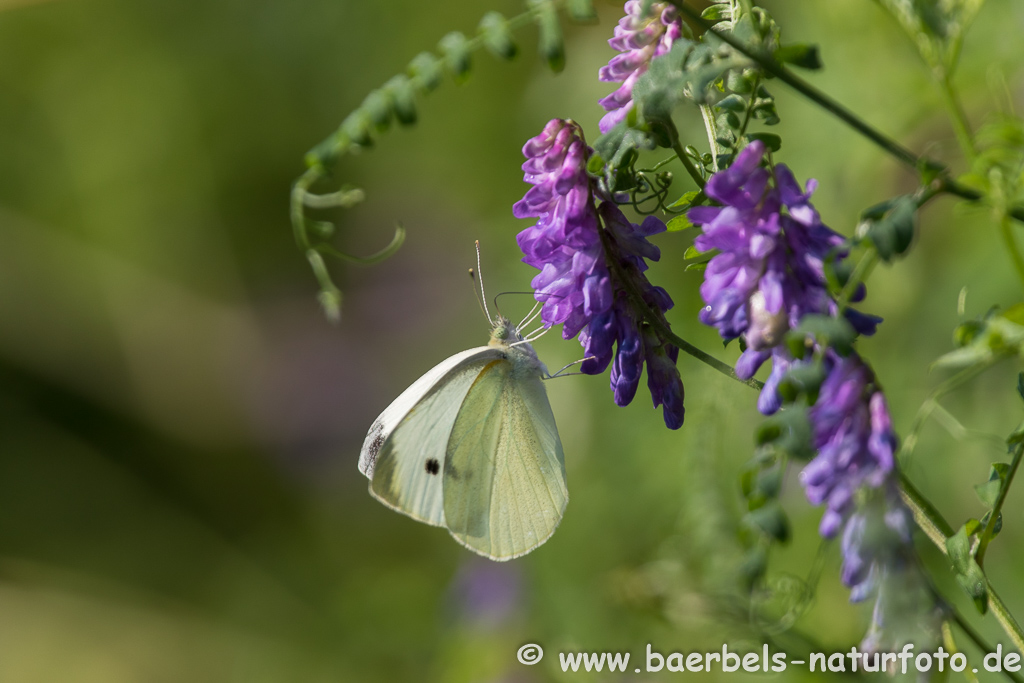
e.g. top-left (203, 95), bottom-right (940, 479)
top-left (0, 0), bottom-right (1023, 680)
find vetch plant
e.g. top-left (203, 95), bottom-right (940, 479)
top-left (293, 0), bottom-right (1024, 673)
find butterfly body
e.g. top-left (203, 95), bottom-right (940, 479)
top-left (359, 316), bottom-right (567, 561)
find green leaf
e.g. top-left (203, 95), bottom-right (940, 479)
top-left (754, 408), bottom-right (814, 460)
top-left (859, 194), bottom-right (917, 261)
top-left (1008, 421), bottom-right (1024, 448)
top-left (739, 546), bottom-right (768, 587)
top-left (667, 214), bottom-right (693, 232)
top-left (567, 0), bottom-right (597, 22)
top-left (1005, 302), bottom-right (1024, 325)
top-left (530, 0), bottom-right (565, 72)
top-left (439, 32), bottom-right (472, 82)
top-left (777, 362), bottom-right (826, 405)
top-left (361, 89), bottom-right (393, 131)
top-left (593, 122), bottom-right (656, 177)
top-left (633, 39), bottom-right (746, 131)
top-left (786, 314), bottom-right (857, 357)
top-left (408, 52), bottom-right (443, 93)
top-left (934, 310), bottom-right (1024, 369)
top-left (970, 462), bottom-right (1011, 509)
top-left (701, 3), bottom-right (731, 21)
top-left (979, 509), bottom-right (1003, 539)
top-left (716, 94), bottom-right (746, 112)
top-left (744, 503), bottom-right (790, 543)
top-left (383, 75), bottom-right (417, 125)
top-left (964, 517), bottom-right (982, 537)
top-left (755, 465), bottom-right (784, 500)
top-left (975, 478), bottom-right (1002, 508)
top-left (823, 254), bottom-right (855, 293)
top-left (774, 43), bottom-right (822, 70)
top-left (747, 132), bottom-right (781, 151)
top-left (668, 190), bottom-right (699, 210)
top-left (685, 262), bottom-right (707, 272)
top-left (946, 525), bottom-right (989, 614)
top-left (861, 197), bottom-right (900, 221)
top-left (341, 110), bottom-right (373, 147)
top-left (478, 12), bottom-right (517, 61)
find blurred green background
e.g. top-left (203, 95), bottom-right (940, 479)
top-left (0, 0), bottom-right (1023, 680)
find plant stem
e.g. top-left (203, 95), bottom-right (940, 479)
top-left (938, 73), bottom-right (976, 163)
top-left (834, 250), bottom-right (877, 314)
top-left (699, 104), bottom-right (720, 172)
top-left (948, 613), bottom-right (1024, 683)
top-left (670, 134), bottom-right (707, 189)
top-left (671, 2), bottom-right (1024, 224)
top-left (898, 470), bottom-right (1024, 654)
top-left (672, 1), bottom-right (918, 167)
top-left (597, 214), bottom-right (762, 390)
top-left (976, 440), bottom-right (1024, 567)
top-left (292, 166), bottom-right (322, 250)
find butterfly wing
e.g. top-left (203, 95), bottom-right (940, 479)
top-left (443, 359), bottom-right (567, 560)
top-left (361, 347), bottom-right (504, 526)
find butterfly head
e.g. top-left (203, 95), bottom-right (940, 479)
top-left (488, 316), bottom-right (526, 346)
top-left (489, 316), bottom-right (547, 377)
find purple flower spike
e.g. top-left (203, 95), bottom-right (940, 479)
top-left (598, 1), bottom-right (684, 134)
top-left (689, 142), bottom-right (881, 413)
top-left (514, 119), bottom-right (684, 428)
top-left (838, 484), bottom-right (913, 599)
top-left (801, 352), bottom-right (897, 536)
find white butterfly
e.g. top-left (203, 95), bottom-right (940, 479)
top-left (358, 286), bottom-right (567, 561)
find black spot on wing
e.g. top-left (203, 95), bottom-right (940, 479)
top-left (425, 458), bottom-right (440, 475)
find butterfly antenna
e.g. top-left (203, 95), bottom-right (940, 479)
top-left (475, 240), bottom-right (494, 325)
top-left (468, 268), bottom-right (489, 321)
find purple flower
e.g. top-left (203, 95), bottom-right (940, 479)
top-left (514, 119), bottom-right (684, 428)
top-left (689, 141), bottom-right (881, 413)
top-left (515, 119), bottom-right (605, 339)
top-left (598, 1), bottom-right (683, 134)
top-left (800, 352), bottom-right (896, 539)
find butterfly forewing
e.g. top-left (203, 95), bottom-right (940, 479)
top-left (443, 358), bottom-right (567, 560)
top-left (365, 348), bottom-right (503, 526)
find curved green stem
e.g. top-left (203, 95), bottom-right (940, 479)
top-left (668, 125), bottom-right (707, 189)
top-left (312, 225), bottom-right (406, 265)
top-left (976, 440), bottom-right (1024, 567)
top-left (292, 166), bottom-right (323, 250)
top-left (899, 470), bottom-right (1024, 654)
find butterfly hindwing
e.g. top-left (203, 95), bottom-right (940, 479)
top-left (364, 348), bottom-right (503, 526)
top-left (443, 358), bottom-right (567, 560)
